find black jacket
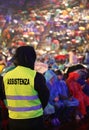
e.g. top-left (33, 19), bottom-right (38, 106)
top-left (35, 72), bottom-right (49, 109)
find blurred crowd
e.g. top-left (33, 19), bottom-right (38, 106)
top-left (0, 0), bottom-right (89, 129)
top-left (0, 0), bottom-right (88, 71)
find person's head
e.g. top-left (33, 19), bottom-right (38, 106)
top-left (68, 72), bottom-right (80, 80)
top-left (54, 69), bottom-right (63, 80)
top-left (13, 46), bottom-right (36, 69)
top-left (71, 49), bottom-right (76, 54)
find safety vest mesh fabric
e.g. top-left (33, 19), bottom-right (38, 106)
top-left (3, 66), bottom-right (43, 119)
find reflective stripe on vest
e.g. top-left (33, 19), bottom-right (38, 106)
top-left (8, 104), bottom-right (42, 111)
top-left (6, 95), bottom-right (42, 111)
top-left (6, 95), bottom-right (38, 100)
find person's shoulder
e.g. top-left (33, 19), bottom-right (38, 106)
top-left (1, 65), bottom-right (15, 77)
top-left (3, 67), bottom-right (15, 78)
top-left (35, 72), bottom-right (46, 88)
top-left (36, 72), bottom-right (45, 79)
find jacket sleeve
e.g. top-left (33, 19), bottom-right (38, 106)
top-left (0, 76), bottom-right (6, 100)
top-left (34, 72), bottom-right (50, 109)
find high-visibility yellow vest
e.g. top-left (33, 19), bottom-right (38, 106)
top-left (3, 66), bottom-right (43, 119)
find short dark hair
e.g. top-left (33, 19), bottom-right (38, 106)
top-left (54, 69), bottom-right (62, 75)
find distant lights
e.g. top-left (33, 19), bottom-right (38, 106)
top-left (49, 30), bottom-right (53, 33)
top-left (45, 47), bottom-right (51, 51)
top-left (13, 19), bottom-right (18, 24)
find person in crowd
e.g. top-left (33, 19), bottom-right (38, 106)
top-left (44, 69), bottom-right (79, 122)
top-left (86, 69), bottom-right (89, 85)
top-left (68, 49), bottom-right (78, 65)
top-left (44, 69), bottom-right (61, 108)
top-left (54, 69), bottom-right (79, 121)
top-left (83, 49), bottom-right (89, 64)
top-left (47, 58), bottom-right (59, 70)
top-left (0, 75), bottom-right (9, 130)
top-left (75, 68), bottom-right (89, 96)
top-left (66, 71), bottom-right (89, 119)
top-left (44, 69), bottom-right (63, 120)
top-left (2, 45), bottom-right (49, 130)
top-left (43, 69), bottom-right (61, 127)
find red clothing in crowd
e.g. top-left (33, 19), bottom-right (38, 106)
top-left (66, 72), bottom-right (89, 116)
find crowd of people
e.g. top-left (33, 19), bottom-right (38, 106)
top-left (0, 0), bottom-right (88, 70)
top-left (0, 0), bottom-right (89, 130)
top-left (44, 66), bottom-right (89, 121)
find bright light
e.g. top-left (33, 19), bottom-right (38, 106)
top-left (13, 19), bottom-right (18, 24)
top-left (45, 47), bottom-right (51, 51)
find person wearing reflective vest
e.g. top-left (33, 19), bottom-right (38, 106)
top-left (3, 46), bottom-right (49, 130)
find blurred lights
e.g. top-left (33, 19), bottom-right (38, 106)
top-left (49, 30), bottom-right (53, 33)
top-left (45, 47), bottom-right (51, 51)
top-left (13, 19), bottom-right (18, 24)
top-left (23, 34), bottom-right (29, 38)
